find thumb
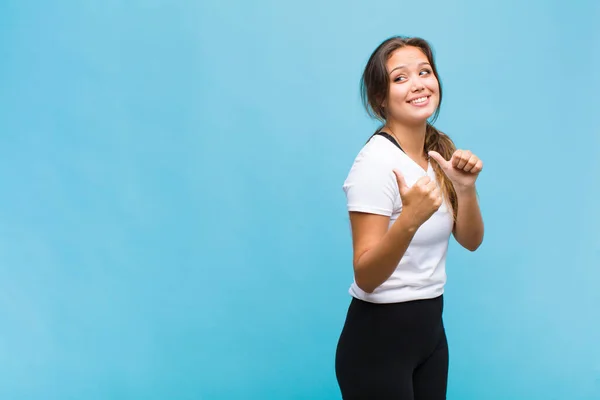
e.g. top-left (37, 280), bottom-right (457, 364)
top-left (428, 151), bottom-right (448, 168)
top-left (393, 169), bottom-right (408, 196)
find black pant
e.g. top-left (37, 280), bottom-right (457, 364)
top-left (335, 295), bottom-right (448, 399)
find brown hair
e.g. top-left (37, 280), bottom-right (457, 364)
top-left (360, 36), bottom-right (458, 220)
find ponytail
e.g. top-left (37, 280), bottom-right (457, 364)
top-left (425, 123), bottom-right (458, 221)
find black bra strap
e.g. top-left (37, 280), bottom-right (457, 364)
top-left (374, 131), bottom-right (405, 153)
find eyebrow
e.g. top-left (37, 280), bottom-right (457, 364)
top-left (389, 62), bottom-right (431, 75)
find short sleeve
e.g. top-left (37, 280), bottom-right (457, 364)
top-left (342, 154), bottom-right (399, 217)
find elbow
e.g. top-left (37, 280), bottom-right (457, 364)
top-left (354, 271), bottom-right (377, 294)
top-left (465, 243), bottom-right (480, 252)
top-left (356, 280), bottom-right (377, 294)
top-left (353, 255), bottom-right (378, 294)
top-left (464, 237), bottom-right (484, 252)
top-left (455, 229), bottom-right (484, 252)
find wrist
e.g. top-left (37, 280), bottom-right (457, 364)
top-left (396, 207), bottom-right (421, 233)
top-left (454, 184), bottom-right (477, 196)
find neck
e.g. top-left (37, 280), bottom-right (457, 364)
top-left (384, 119), bottom-right (428, 159)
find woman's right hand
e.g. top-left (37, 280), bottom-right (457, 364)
top-left (393, 170), bottom-right (442, 227)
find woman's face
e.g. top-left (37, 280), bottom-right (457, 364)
top-left (384, 46), bottom-right (440, 125)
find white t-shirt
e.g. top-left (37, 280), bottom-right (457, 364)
top-left (342, 134), bottom-right (454, 304)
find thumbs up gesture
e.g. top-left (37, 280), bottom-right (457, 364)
top-left (393, 170), bottom-right (442, 227)
top-left (428, 150), bottom-right (483, 191)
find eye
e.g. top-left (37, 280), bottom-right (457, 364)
top-left (420, 69), bottom-right (432, 76)
top-left (394, 75), bottom-right (407, 83)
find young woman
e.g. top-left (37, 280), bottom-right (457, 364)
top-left (335, 36), bottom-right (485, 399)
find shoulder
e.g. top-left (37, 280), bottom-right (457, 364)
top-left (342, 136), bottom-right (401, 215)
top-left (346, 135), bottom-right (398, 176)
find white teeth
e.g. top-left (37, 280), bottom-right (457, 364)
top-left (411, 97), bottom-right (428, 104)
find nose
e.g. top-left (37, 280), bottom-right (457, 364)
top-left (411, 77), bottom-right (425, 92)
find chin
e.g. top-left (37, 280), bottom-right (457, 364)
top-left (405, 109), bottom-right (436, 124)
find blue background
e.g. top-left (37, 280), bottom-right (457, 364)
top-left (1, 1), bottom-right (599, 399)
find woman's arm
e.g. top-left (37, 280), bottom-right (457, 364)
top-left (428, 149), bottom-right (485, 252)
top-left (350, 211), bottom-right (419, 293)
top-left (452, 186), bottom-right (484, 251)
top-left (350, 171), bottom-right (442, 293)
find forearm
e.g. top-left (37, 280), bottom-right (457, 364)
top-left (354, 212), bottom-right (419, 293)
top-left (453, 186), bottom-right (484, 251)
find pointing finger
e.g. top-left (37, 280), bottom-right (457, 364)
top-left (393, 170), bottom-right (408, 196)
top-left (428, 151), bottom-right (448, 169)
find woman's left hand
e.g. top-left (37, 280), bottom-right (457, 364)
top-left (428, 150), bottom-right (483, 191)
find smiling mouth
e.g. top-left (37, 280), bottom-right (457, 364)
top-left (409, 96), bottom-right (430, 105)
top-left (407, 96), bottom-right (431, 107)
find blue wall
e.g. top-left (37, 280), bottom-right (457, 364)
top-left (1, 1), bottom-right (598, 399)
